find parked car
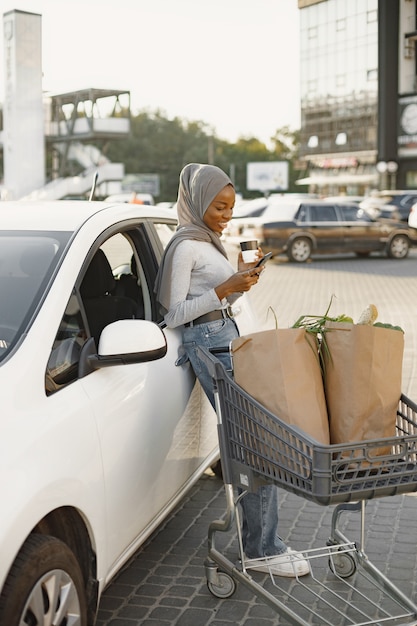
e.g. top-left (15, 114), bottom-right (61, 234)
top-left (104, 192), bottom-right (155, 205)
top-left (324, 195), bottom-right (365, 205)
top-left (229, 194), bottom-right (318, 221)
top-left (408, 201), bottom-right (417, 229)
top-left (359, 190), bottom-right (417, 222)
top-left (253, 200), bottom-right (417, 263)
top-left (0, 200), bottom-right (256, 625)
top-left (224, 197), bottom-right (298, 246)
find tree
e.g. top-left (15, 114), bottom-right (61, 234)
top-left (103, 109), bottom-right (301, 201)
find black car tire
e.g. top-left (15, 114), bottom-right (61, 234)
top-left (0, 534), bottom-right (88, 626)
top-left (387, 234), bottom-right (409, 259)
top-left (288, 237), bottom-right (312, 263)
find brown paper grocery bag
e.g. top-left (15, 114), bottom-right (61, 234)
top-left (323, 321), bottom-right (404, 455)
top-left (231, 328), bottom-right (330, 444)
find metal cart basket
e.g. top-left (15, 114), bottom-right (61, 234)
top-left (198, 346), bottom-right (417, 626)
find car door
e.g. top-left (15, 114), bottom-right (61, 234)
top-left (46, 219), bottom-right (217, 581)
top-left (304, 203), bottom-right (343, 252)
top-left (339, 204), bottom-right (383, 252)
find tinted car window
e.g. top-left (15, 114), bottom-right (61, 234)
top-left (0, 232), bottom-right (69, 362)
top-left (339, 205), bottom-right (361, 221)
top-left (390, 195), bottom-right (417, 208)
top-left (309, 205), bottom-right (337, 221)
top-left (297, 206), bottom-right (308, 222)
top-left (45, 293), bottom-right (88, 395)
top-left (46, 231), bottom-right (146, 395)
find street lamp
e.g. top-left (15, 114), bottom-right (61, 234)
top-left (376, 160), bottom-right (398, 190)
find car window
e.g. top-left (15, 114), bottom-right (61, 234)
top-left (153, 222), bottom-right (177, 249)
top-left (339, 205), bottom-right (361, 221)
top-left (400, 195), bottom-right (417, 208)
top-left (45, 231), bottom-right (144, 395)
top-left (308, 205), bottom-right (337, 221)
top-left (297, 206), bottom-right (308, 222)
top-left (355, 208), bottom-right (374, 222)
top-left (0, 232), bottom-right (69, 363)
top-left (45, 293), bottom-right (88, 395)
top-left (101, 232), bottom-right (134, 270)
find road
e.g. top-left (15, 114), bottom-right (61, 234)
top-left (246, 250), bottom-right (417, 399)
top-left (96, 250), bottom-right (417, 625)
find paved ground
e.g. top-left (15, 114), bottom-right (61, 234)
top-left (96, 250), bottom-right (417, 625)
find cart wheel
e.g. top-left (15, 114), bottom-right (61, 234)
top-left (210, 459), bottom-right (223, 479)
top-left (207, 572), bottom-right (236, 598)
top-left (329, 550), bottom-right (357, 578)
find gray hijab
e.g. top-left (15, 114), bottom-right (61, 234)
top-left (154, 163), bottom-right (233, 310)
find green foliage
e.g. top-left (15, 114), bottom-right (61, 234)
top-left (65, 108), bottom-right (301, 202)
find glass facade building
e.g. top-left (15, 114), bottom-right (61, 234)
top-left (297, 0), bottom-right (417, 194)
top-left (297, 0), bottom-right (379, 194)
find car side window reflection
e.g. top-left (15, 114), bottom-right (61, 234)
top-left (45, 294), bottom-right (88, 396)
top-left (297, 207), bottom-right (308, 222)
top-left (339, 205), bottom-right (360, 221)
top-left (309, 205), bottom-right (337, 221)
top-left (45, 233), bottom-right (139, 395)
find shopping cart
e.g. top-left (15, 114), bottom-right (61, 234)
top-left (198, 346), bottom-right (417, 626)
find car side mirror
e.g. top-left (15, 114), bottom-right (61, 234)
top-left (78, 320), bottom-right (167, 377)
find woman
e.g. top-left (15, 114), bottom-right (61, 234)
top-left (155, 163), bottom-right (308, 577)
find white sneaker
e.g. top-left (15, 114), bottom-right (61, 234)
top-left (244, 548), bottom-right (310, 578)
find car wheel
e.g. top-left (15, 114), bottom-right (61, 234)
top-left (0, 534), bottom-right (88, 626)
top-left (387, 234), bottom-right (409, 259)
top-left (288, 237), bottom-right (312, 263)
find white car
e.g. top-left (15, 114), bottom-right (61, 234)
top-left (0, 201), bottom-right (255, 625)
top-left (104, 192), bottom-right (154, 205)
top-left (408, 201), bottom-right (417, 229)
top-left (224, 198), bottom-right (300, 247)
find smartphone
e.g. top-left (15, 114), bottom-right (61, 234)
top-left (254, 252), bottom-right (273, 268)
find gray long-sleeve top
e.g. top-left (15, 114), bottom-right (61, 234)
top-left (163, 239), bottom-right (242, 329)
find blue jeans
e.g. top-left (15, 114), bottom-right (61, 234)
top-left (181, 317), bottom-right (287, 558)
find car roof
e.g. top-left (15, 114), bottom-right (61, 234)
top-left (378, 190), bottom-right (417, 196)
top-left (0, 201), bottom-right (176, 232)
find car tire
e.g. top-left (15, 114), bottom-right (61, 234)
top-left (387, 234), bottom-right (409, 259)
top-left (0, 534), bottom-right (88, 626)
top-left (288, 237), bottom-right (312, 263)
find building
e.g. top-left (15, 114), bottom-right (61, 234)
top-left (1, 9), bottom-right (129, 200)
top-left (296, 0), bottom-right (417, 196)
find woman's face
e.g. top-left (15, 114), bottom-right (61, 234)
top-left (203, 184), bottom-right (235, 234)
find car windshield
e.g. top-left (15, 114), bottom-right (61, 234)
top-left (0, 231), bottom-right (70, 362)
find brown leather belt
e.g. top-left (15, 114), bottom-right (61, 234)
top-left (185, 307), bottom-right (234, 327)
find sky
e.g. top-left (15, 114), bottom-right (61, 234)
top-left (1, 0), bottom-right (300, 147)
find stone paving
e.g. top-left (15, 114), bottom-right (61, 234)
top-left (96, 250), bottom-right (417, 625)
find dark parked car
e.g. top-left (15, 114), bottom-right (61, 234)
top-left (359, 191), bottom-right (417, 222)
top-left (254, 200), bottom-right (417, 263)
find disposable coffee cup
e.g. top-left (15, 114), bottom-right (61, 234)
top-left (240, 240), bottom-right (258, 263)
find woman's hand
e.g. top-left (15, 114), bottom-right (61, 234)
top-left (215, 266), bottom-right (264, 300)
top-left (238, 247), bottom-right (263, 271)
